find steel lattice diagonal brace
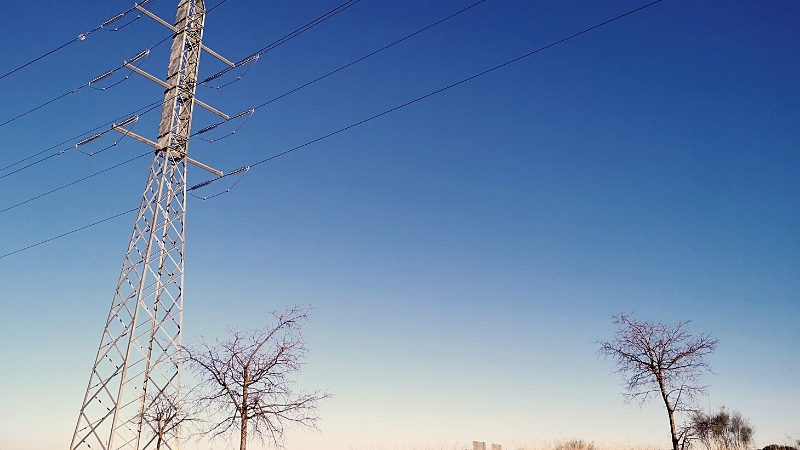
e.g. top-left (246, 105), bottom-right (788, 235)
top-left (69, 1), bottom-right (231, 449)
top-left (70, 146), bottom-right (188, 450)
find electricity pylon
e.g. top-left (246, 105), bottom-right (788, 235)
top-left (69, 1), bottom-right (232, 449)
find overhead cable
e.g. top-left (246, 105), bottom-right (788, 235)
top-left (0, 1), bottom-right (155, 81)
top-left (2, 0), bottom-right (342, 176)
top-left (200, 0), bottom-right (362, 85)
top-left (0, 34), bottom-right (172, 130)
top-left (192, 0), bottom-right (488, 138)
top-left (0, 96), bottom-right (168, 180)
top-left (0, 152), bottom-right (151, 214)
top-left (191, 0), bottom-right (665, 192)
top-left (250, 0), bottom-right (489, 111)
top-left (0, 52), bottom-right (147, 129)
top-left (0, 209), bottom-right (138, 259)
top-left (0, 0), bottom-right (664, 258)
top-left (0, 99), bottom-right (161, 174)
top-left (0, 0), bottom-right (230, 130)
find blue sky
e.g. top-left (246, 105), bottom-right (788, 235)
top-left (0, 0), bottom-right (798, 449)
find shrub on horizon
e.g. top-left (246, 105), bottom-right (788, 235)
top-left (554, 440), bottom-right (597, 450)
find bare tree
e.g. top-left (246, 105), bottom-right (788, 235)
top-left (599, 312), bottom-right (719, 450)
top-left (184, 305), bottom-right (329, 450)
top-left (690, 407), bottom-right (754, 450)
top-left (138, 388), bottom-right (196, 450)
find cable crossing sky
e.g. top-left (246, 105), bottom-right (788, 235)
top-left (0, 1), bottom-right (151, 81)
top-left (0, 0), bottom-right (665, 261)
top-left (1, 0), bottom-right (486, 205)
top-left (1, 0), bottom-right (360, 176)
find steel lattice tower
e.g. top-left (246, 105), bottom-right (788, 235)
top-left (70, 1), bottom-right (231, 449)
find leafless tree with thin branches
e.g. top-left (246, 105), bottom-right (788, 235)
top-left (138, 388), bottom-right (197, 450)
top-left (690, 406), bottom-right (755, 450)
top-left (598, 312), bottom-right (719, 450)
top-left (183, 305), bottom-right (329, 450)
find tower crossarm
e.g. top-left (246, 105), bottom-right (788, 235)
top-left (111, 124), bottom-right (224, 176)
top-left (111, 124), bottom-right (158, 148)
top-left (185, 157), bottom-right (223, 177)
top-left (134, 2), bottom-right (235, 67)
top-left (123, 63), bottom-right (169, 89)
top-left (123, 62), bottom-right (230, 121)
top-left (194, 98), bottom-right (229, 120)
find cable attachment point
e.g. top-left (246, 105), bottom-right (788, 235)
top-left (117, 115), bottom-right (140, 127)
top-left (77, 34), bottom-right (87, 41)
top-left (102, 13), bottom-right (126, 28)
top-left (188, 180), bottom-right (213, 191)
top-left (238, 54), bottom-right (260, 66)
top-left (195, 124), bottom-right (219, 135)
top-left (76, 134), bottom-right (103, 147)
top-left (201, 70), bottom-right (225, 84)
top-left (90, 71), bottom-right (114, 85)
top-left (228, 166), bottom-right (250, 176)
top-left (128, 49), bottom-right (150, 64)
top-left (233, 109), bottom-right (255, 119)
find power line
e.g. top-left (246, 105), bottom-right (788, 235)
top-left (0, 209), bottom-right (138, 259)
top-left (0, 37), bottom-right (170, 130)
top-left (2, 0), bottom-right (329, 177)
top-left (207, 0), bottom-right (229, 13)
top-left (0, 95), bottom-right (167, 180)
top-left (192, 0), bottom-right (487, 135)
top-left (196, 0), bottom-right (666, 189)
top-left (249, 0), bottom-right (488, 111)
top-left (0, 0), bottom-right (664, 260)
top-left (0, 59), bottom-right (142, 129)
top-left (5, 0), bottom-right (483, 189)
top-left (0, 0), bottom-right (230, 130)
top-left (1, 101), bottom-right (245, 211)
top-left (1, 0), bottom-right (347, 176)
top-left (199, 0), bottom-right (362, 85)
top-left (0, 99), bottom-right (161, 174)
top-left (0, 152), bottom-right (151, 214)
top-left (0, 1), bottom-right (156, 82)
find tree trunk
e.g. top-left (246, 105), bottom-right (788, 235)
top-left (240, 411), bottom-right (247, 450)
top-left (656, 373), bottom-right (679, 450)
top-left (240, 368), bottom-right (249, 450)
top-left (667, 406), bottom-right (679, 450)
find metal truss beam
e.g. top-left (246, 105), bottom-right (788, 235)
top-left (68, 1), bottom-right (226, 449)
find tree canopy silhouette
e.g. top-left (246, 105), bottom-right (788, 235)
top-left (599, 312), bottom-right (719, 450)
top-left (184, 305), bottom-right (329, 450)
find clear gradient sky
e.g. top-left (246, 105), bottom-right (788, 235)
top-left (0, 0), bottom-right (798, 449)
